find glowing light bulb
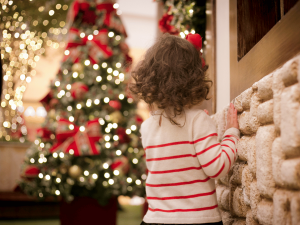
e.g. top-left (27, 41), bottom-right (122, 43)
top-left (126, 129), bottom-right (131, 134)
top-left (116, 150), bottom-right (122, 156)
top-left (131, 125), bottom-right (137, 131)
top-left (103, 163), bottom-right (109, 169)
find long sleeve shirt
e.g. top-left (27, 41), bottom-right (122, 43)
top-left (140, 106), bottom-right (240, 224)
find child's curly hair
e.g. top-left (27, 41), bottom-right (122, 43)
top-left (129, 33), bottom-right (212, 125)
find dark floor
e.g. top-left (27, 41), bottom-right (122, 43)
top-left (0, 205), bottom-right (142, 225)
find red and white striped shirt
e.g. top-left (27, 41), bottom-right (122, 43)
top-left (141, 106), bottom-right (239, 224)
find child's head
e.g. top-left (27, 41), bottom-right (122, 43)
top-left (129, 33), bottom-right (211, 122)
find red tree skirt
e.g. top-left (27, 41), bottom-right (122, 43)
top-left (60, 197), bottom-right (118, 225)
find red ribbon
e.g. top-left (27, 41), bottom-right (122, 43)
top-left (50, 118), bottom-right (101, 156)
top-left (186, 33), bottom-right (202, 50)
top-left (186, 33), bottom-right (206, 67)
top-left (63, 27), bottom-right (113, 64)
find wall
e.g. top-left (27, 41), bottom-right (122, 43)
top-left (211, 55), bottom-right (300, 225)
top-left (216, 0), bottom-right (230, 112)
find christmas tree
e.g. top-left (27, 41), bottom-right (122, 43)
top-left (20, 0), bottom-right (146, 205)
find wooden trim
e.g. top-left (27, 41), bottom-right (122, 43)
top-left (230, 0), bottom-right (238, 100)
top-left (201, 0), bottom-right (216, 114)
top-left (230, 0), bottom-right (300, 100)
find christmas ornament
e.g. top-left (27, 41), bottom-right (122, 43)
top-left (68, 165), bottom-right (82, 179)
top-left (22, 165), bottom-right (40, 179)
top-left (109, 100), bottom-right (122, 110)
top-left (116, 127), bottom-right (130, 144)
top-left (37, 127), bottom-right (52, 140)
top-left (111, 156), bottom-right (129, 175)
top-left (135, 115), bottom-right (143, 124)
top-left (72, 63), bottom-right (84, 73)
top-left (109, 111), bottom-right (123, 123)
top-left (71, 82), bottom-right (89, 100)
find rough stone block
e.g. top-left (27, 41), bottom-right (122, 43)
top-left (273, 189), bottom-right (292, 225)
top-left (246, 136), bottom-right (257, 178)
top-left (211, 106), bottom-right (227, 142)
top-left (256, 125), bottom-right (276, 198)
top-left (230, 163), bottom-right (246, 185)
top-left (256, 74), bottom-right (273, 101)
top-left (272, 137), bottom-right (285, 187)
top-left (246, 210), bottom-right (259, 225)
top-left (237, 136), bottom-right (248, 161)
top-left (250, 181), bottom-right (261, 220)
top-left (281, 56), bottom-right (299, 87)
top-left (290, 194), bottom-right (300, 225)
top-left (216, 185), bottom-right (226, 208)
top-left (221, 188), bottom-right (231, 211)
top-left (233, 187), bottom-right (249, 217)
top-left (219, 172), bottom-right (231, 186)
top-left (250, 93), bottom-right (260, 118)
top-left (234, 88), bottom-right (253, 113)
top-left (297, 109), bottom-right (300, 137)
top-left (281, 157), bottom-right (300, 189)
top-left (242, 166), bottom-right (253, 206)
top-left (239, 112), bottom-right (259, 135)
top-left (272, 69), bottom-right (286, 133)
top-left (281, 84), bottom-right (300, 157)
top-left (220, 209), bottom-right (235, 225)
top-left (257, 200), bottom-right (273, 225)
top-left (257, 99), bottom-right (273, 125)
top-left (232, 220), bottom-right (246, 225)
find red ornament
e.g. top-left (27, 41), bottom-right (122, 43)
top-left (71, 82), bottom-right (89, 100)
top-left (22, 165), bottom-right (40, 178)
top-left (37, 127), bottom-right (52, 140)
top-left (40, 91), bottom-right (53, 111)
top-left (109, 100), bottom-right (122, 110)
top-left (135, 115), bottom-right (143, 124)
top-left (111, 156), bottom-right (129, 174)
top-left (159, 13), bottom-right (179, 35)
top-left (115, 127), bottom-right (130, 144)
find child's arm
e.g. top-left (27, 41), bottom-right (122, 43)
top-left (193, 103), bottom-right (239, 179)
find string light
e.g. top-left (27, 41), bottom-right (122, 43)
top-left (103, 163), bottom-right (109, 169)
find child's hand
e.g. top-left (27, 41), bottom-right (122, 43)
top-left (225, 103), bottom-right (239, 130)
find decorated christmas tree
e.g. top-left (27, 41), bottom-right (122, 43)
top-left (20, 0), bottom-right (146, 205)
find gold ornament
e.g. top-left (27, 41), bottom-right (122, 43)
top-left (109, 111), bottom-right (123, 123)
top-left (68, 165), bottom-right (82, 179)
top-left (59, 164), bottom-right (68, 174)
top-left (72, 63), bottom-right (84, 73)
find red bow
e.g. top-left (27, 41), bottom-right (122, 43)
top-left (50, 118), bottom-right (101, 156)
top-left (186, 33), bottom-right (206, 67)
top-left (186, 33), bottom-right (202, 50)
top-left (69, 1), bottom-right (127, 36)
top-left (63, 27), bottom-right (113, 64)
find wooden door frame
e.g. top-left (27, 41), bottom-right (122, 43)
top-left (230, 0), bottom-right (300, 100)
top-left (203, 0), bottom-right (217, 114)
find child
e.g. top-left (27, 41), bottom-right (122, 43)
top-left (129, 33), bottom-right (239, 225)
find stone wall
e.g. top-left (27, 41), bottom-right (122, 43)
top-left (211, 55), bottom-right (300, 225)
